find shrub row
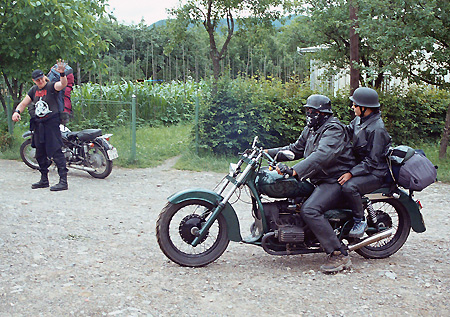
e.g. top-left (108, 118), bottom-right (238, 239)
top-left (197, 77), bottom-right (449, 154)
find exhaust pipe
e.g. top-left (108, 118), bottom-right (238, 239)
top-left (69, 165), bottom-right (96, 172)
top-left (348, 228), bottom-right (395, 252)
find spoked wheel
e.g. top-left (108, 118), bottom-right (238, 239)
top-left (156, 200), bottom-right (229, 267)
top-left (20, 139), bottom-right (39, 169)
top-left (355, 199), bottom-right (411, 259)
top-left (86, 144), bottom-right (113, 179)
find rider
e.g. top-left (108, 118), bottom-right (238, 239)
top-left (338, 87), bottom-right (391, 237)
top-left (12, 60), bottom-right (69, 191)
top-left (266, 94), bottom-right (356, 273)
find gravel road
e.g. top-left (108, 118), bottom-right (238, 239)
top-left (1, 158), bottom-right (449, 316)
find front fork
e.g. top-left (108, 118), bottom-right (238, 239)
top-left (191, 153), bottom-right (259, 247)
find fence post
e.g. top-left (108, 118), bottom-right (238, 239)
top-left (195, 92), bottom-right (199, 155)
top-left (6, 95), bottom-right (13, 134)
top-left (131, 95), bottom-right (137, 161)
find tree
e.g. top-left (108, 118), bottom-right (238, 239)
top-left (301, 0), bottom-right (391, 89)
top-left (0, 0), bottom-right (110, 115)
top-left (302, 0), bottom-right (450, 157)
top-left (168, 0), bottom-right (293, 82)
top-left (355, 0), bottom-right (450, 157)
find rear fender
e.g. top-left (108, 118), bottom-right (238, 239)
top-left (22, 131), bottom-right (33, 138)
top-left (369, 188), bottom-right (426, 233)
top-left (167, 189), bottom-right (242, 242)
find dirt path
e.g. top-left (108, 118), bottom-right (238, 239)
top-left (1, 158), bottom-right (449, 316)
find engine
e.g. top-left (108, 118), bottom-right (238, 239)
top-left (62, 147), bottom-right (75, 161)
top-left (263, 200), bottom-right (305, 243)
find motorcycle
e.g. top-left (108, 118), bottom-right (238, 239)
top-left (156, 136), bottom-right (426, 267)
top-left (20, 125), bottom-right (118, 179)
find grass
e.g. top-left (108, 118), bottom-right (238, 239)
top-left (111, 123), bottom-right (236, 172)
top-left (2, 123), bottom-right (449, 182)
top-left (0, 126), bottom-right (28, 160)
top-left (414, 142), bottom-right (450, 183)
top-left (174, 150), bottom-right (234, 173)
top-left (111, 123), bottom-right (193, 168)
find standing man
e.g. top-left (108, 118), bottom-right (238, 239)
top-left (12, 60), bottom-right (69, 191)
top-left (267, 94), bottom-right (356, 273)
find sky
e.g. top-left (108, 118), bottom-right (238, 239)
top-left (106, 0), bottom-right (185, 25)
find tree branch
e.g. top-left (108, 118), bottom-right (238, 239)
top-left (219, 9), bottom-right (234, 60)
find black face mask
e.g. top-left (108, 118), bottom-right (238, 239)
top-left (306, 109), bottom-right (330, 130)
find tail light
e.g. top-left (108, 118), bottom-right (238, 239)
top-left (89, 142), bottom-right (95, 148)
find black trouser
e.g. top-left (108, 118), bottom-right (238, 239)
top-left (36, 146), bottom-right (67, 175)
top-left (341, 175), bottom-right (383, 219)
top-left (33, 120), bottom-right (68, 176)
top-left (301, 182), bottom-right (344, 254)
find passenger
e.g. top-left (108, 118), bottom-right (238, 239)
top-left (338, 87), bottom-right (392, 238)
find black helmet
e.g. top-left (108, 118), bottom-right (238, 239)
top-left (303, 94), bottom-right (332, 114)
top-left (349, 87), bottom-right (380, 108)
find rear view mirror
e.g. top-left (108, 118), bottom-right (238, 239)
top-left (252, 136), bottom-right (259, 148)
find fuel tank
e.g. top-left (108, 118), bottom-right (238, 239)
top-left (255, 167), bottom-right (314, 198)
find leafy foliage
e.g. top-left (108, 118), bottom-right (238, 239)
top-left (167, 0), bottom-right (295, 81)
top-left (197, 78), bottom-right (449, 154)
top-left (330, 86), bottom-right (449, 145)
top-left (356, 0), bottom-right (450, 88)
top-left (69, 80), bottom-right (207, 130)
top-left (197, 76), bottom-right (311, 154)
top-left (0, 0), bottom-right (110, 113)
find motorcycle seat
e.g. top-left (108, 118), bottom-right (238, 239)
top-left (73, 129), bottom-right (103, 141)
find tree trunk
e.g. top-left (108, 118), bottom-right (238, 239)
top-left (349, 0), bottom-right (359, 95)
top-left (439, 102), bottom-right (450, 159)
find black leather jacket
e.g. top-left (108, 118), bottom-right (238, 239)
top-left (267, 116), bottom-right (356, 183)
top-left (345, 112), bottom-right (391, 178)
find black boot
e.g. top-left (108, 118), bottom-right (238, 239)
top-left (31, 173), bottom-right (49, 189)
top-left (50, 172), bottom-right (68, 191)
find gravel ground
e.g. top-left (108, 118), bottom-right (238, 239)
top-left (1, 158), bottom-right (449, 316)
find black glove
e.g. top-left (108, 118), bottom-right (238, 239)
top-left (277, 163), bottom-right (294, 177)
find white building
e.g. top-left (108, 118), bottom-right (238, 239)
top-left (298, 46), bottom-right (450, 96)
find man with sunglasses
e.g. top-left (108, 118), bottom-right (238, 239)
top-left (12, 60), bottom-right (69, 191)
top-left (267, 94), bottom-right (356, 273)
top-left (338, 87), bottom-right (391, 238)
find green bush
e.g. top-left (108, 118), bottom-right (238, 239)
top-left (331, 86), bottom-right (449, 145)
top-left (197, 79), bottom-right (449, 155)
top-left (197, 76), bottom-right (312, 154)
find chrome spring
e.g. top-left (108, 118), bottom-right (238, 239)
top-left (366, 200), bottom-right (378, 224)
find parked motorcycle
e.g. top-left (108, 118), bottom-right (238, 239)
top-left (156, 136), bottom-right (426, 267)
top-left (20, 125), bottom-right (118, 179)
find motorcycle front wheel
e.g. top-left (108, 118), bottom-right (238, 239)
top-left (20, 139), bottom-right (39, 169)
top-left (86, 144), bottom-right (113, 179)
top-left (355, 198), bottom-right (411, 259)
top-left (156, 200), bottom-right (229, 267)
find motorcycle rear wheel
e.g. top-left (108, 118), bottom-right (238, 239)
top-left (156, 200), bottom-right (229, 267)
top-left (355, 198), bottom-right (411, 259)
top-left (86, 144), bottom-right (113, 179)
top-left (20, 139), bottom-right (39, 169)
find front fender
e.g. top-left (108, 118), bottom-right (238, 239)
top-left (167, 188), bottom-right (242, 242)
top-left (371, 187), bottom-right (426, 233)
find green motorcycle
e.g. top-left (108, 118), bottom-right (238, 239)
top-left (156, 137), bottom-right (426, 267)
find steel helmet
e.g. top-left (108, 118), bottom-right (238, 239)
top-left (349, 87), bottom-right (380, 108)
top-left (303, 94), bottom-right (333, 114)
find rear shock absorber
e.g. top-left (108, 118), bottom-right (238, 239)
top-left (366, 200), bottom-right (378, 225)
